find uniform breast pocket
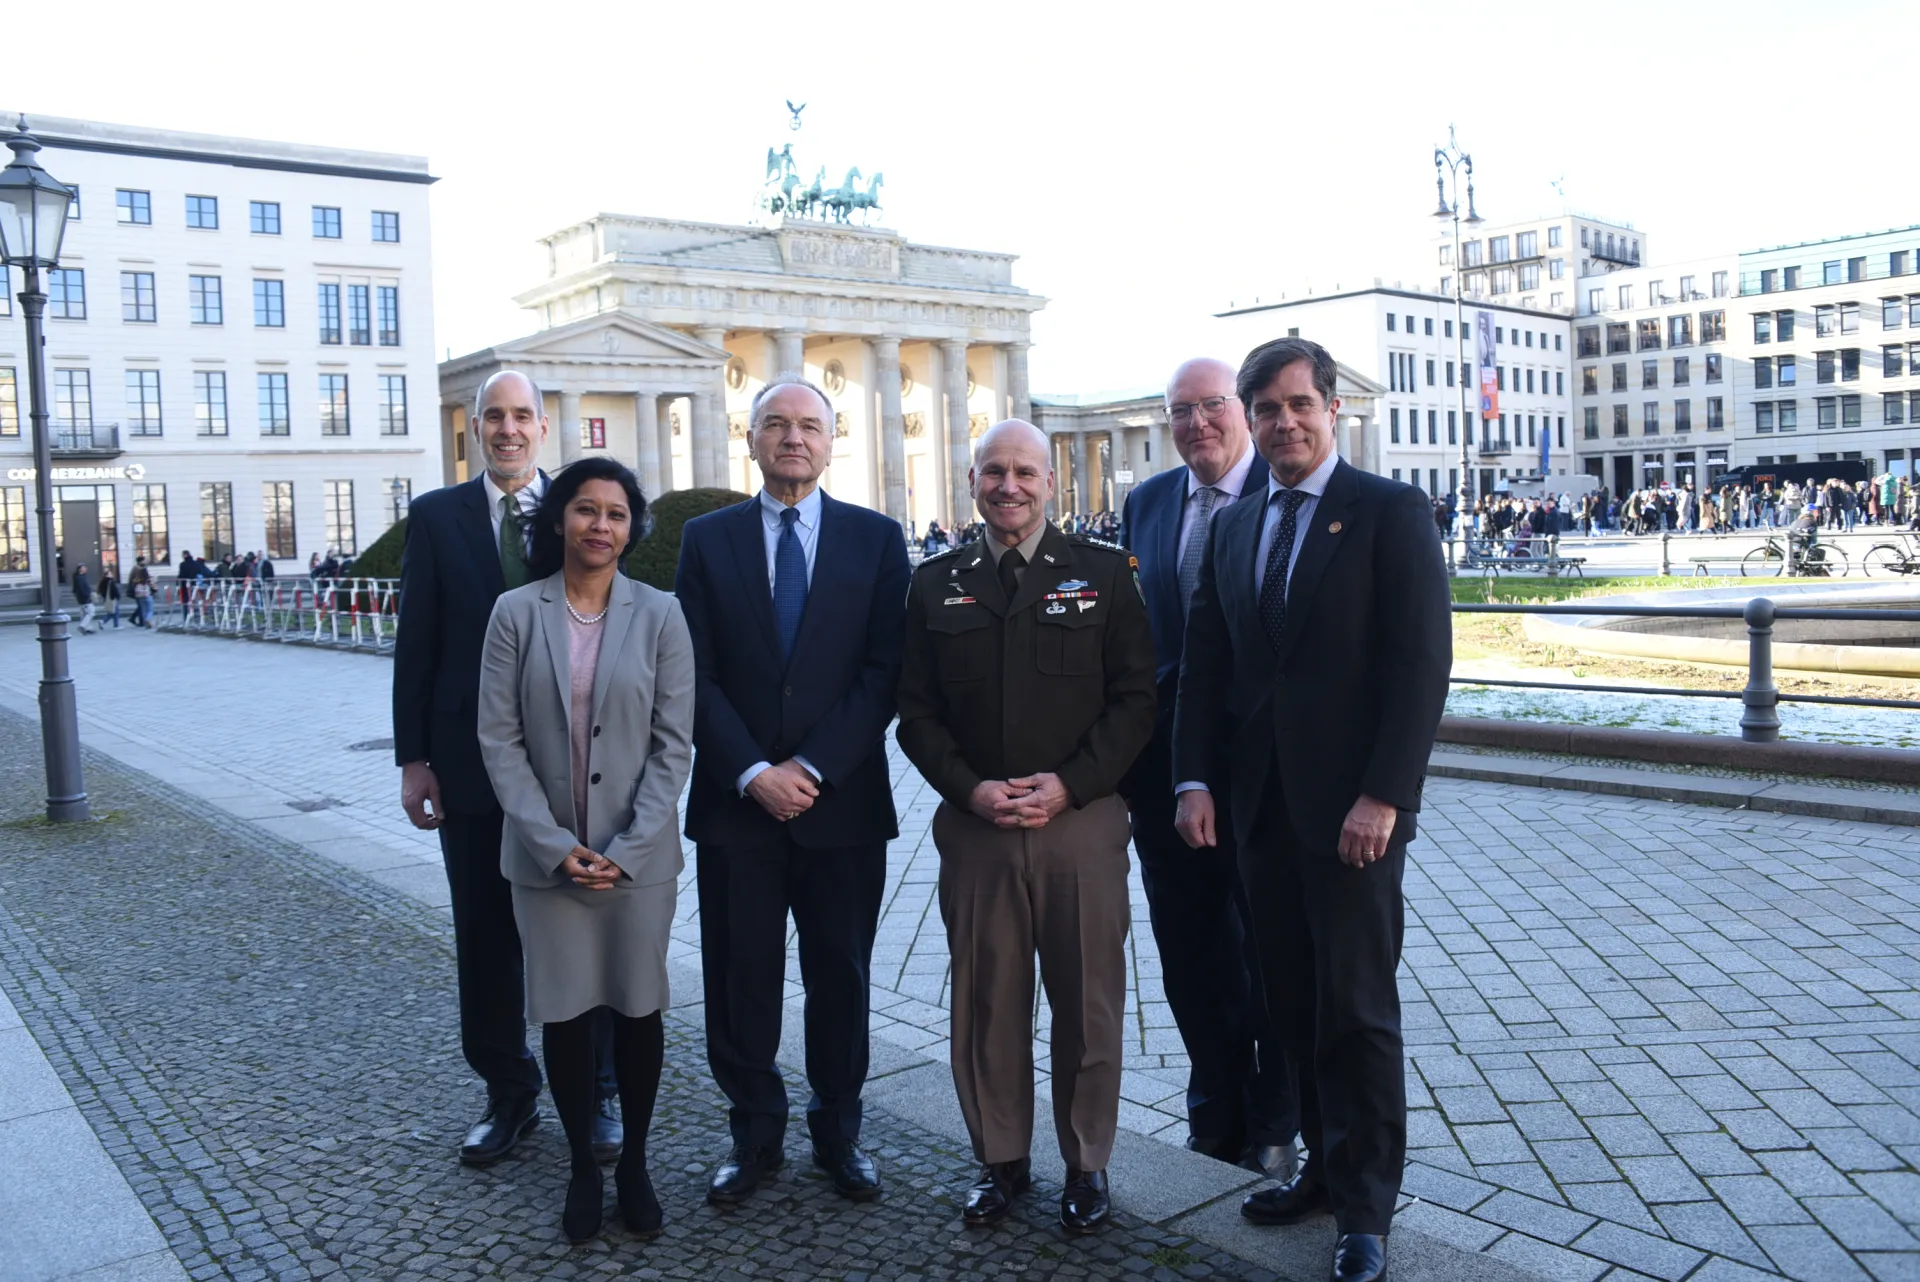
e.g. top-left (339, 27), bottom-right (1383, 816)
top-left (926, 608), bottom-right (991, 682)
top-left (1035, 609), bottom-right (1102, 676)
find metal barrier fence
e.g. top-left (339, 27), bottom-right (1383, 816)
top-left (154, 577), bottom-right (400, 652)
top-left (1454, 599), bottom-right (1920, 741)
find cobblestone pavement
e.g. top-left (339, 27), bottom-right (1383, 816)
top-left (2, 626), bottom-right (1920, 1278)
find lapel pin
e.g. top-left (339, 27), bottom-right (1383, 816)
top-left (1041, 553), bottom-right (1057, 564)
top-left (1328, 521), bottom-right (1343, 534)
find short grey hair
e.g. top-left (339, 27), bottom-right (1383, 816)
top-left (749, 377), bottom-right (834, 432)
top-left (473, 370), bottom-right (546, 422)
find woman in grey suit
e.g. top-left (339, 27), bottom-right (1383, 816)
top-left (477, 456), bottom-right (694, 1243)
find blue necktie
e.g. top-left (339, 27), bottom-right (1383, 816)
top-left (774, 506), bottom-right (807, 660)
top-left (1258, 490), bottom-right (1308, 650)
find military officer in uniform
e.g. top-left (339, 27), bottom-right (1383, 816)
top-left (897, 419), bottom-right (1157, 1236)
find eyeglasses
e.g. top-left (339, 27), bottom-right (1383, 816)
top-left (1168, 396), bottom-right (1232, 426)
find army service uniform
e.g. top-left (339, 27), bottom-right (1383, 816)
top-left (896, 523), bottom-right (1157, 1172)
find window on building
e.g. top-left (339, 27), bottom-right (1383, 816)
top-left (0, 487), bottom-right (26, 572)
top-left (378, 374), bottom-right (407, 436)
top-left (1637, 319), bottom-right (1661, 351)
top-left (1779, 400), bottom-right (1798, 431)
top-left (1706, 397), bottom-right (1724, 430)
top-left (48, 267), bottom-right (86, 319)
top-left (1642, 359), bottom-right (1659, 389)
top-left (318, 283), bottom-right (341, 344)
top-left (1448, 409), bottom-right (1458, 444)
top-left (1513, 231), bottom-right (1535, 258)
top-left (257, 373), bottom-right (290, 435)
top-left (1841, 348), bottom-right (1860, 381)
top-left (319, 374), bottom-right (350, 436)
top-left (0, 367), bottom-right (15, 437)
top-left (1911, 342), bottom-right (1920, 374)
top-left (1424, 317), bottom-right (1434, 336)
top-left (193, 371), bottom-right (228, 436)
top-left (1548, 226), bottom-right (1563, 249)
top-left (1651, 280), bottom-right (1666, 303)
top-left (1760, 268), bottom-right (1778, 293)
top-left (1549, 259), bottom-right (1564, 280)
top-left (120, 271), bottom-right (156, 323)
top-left (132, 484), bottom-right (168, 564)
top-left (1817, 351), bottom-right (1836, 384)
top-left (1669, 314), bottom-right (1693, 347)
top-left (249, 200), bottom-right (281, 235)
top-left (1894, 252), bottom-right (1911, 277)
top-left (371, 211), bottom-right (400, 243)
top-left (115, 188), bottom-right (151, 224)
top-left (1841, 394), bottom-right (1861, 429)
top-left (1679, 275), bottom-right (1695, 299)
top-left (1779, 355), bottom-right (1797, 385)
top-left (1583, 406), bottom-right (1599, 439)
top-left (1425, 358), bottom-right (1435, 386)
top-left (53, 369), bottom-right (92, 430)
top-left (1577, 326), bottom-right (1600, 357)
top-left (253, 278), bottom-right (284, 327)
top-left (126, 369), bottom-right (163, 436)
top-left (1445, 319), bottom-right (1454, 338)
top-left (1840, 303), bottom-right (1859, 334)
top-left (1438, 244), bottom-right (1452, 265)
top-left (347, 284), bottom-right (370, 345)
top-left (1777, 310), bottom-right (1796, 340)
top-left (1816, 305), bottom-right (1836, 337)
top-left (1756, 402), bottom-right (1775, 433)
top-left (1462, 240), bottom-right (1483, 267)
top-left (1446, 360), bottom-right (1455, 387)
top-left (263, 482), bottom-right (297, 559)
top-left (1754, 313), bottom-right (1772, 343)
top-left (1588, 287), bottom-right (1604, 312)
top-left (1612, 404), bottom-right (1629, 436)
top-left (312, 205), bottom-right (342, 238)
top-left (1673, 357), bottom-right (1691, 386)
top-left (1886, 393), bottom-right (1906, 426)
top-left (1612, 363), bottom-right (1628, 392)
top-left (387, 478), bottom-right (413, 525)
top-left (1386, 313), bottom-right (1396, 332)
top-left (185, 195), bottom-right (218, 229)
top-left (1755, 356), bottom-right (1774, 389)
top-left (1557, 371), bottom-right (1565, 395)
top-left (1784, 266), bottom-right (1800, 289)
top-left (1526, 368), bottom-right (1535, 393)
top-left (323, 480), bottom-right (357, 556)
top-left (1643, 403), bottom-right (1660, 434)
top-left (1816, 396), bottom-right (1837, 430)
top-left (1428, 409), bottom-right (1438, 444)
top-left (1389, 408), bottom-right (1400, 444)
top-left (1700, 310), bottom-right (1725, 342)
top-left (1607, 323), bottom-right (1630, 354)
top-left (1491, 236), bottom-right (1513, 263)
top-left (1618, 284), bottom-right (1634, 310)
top-left (188, 274), bottom-right (222, 325)
top-left (1848, 257), bottom-right (1866, 283)
top-left (1674, 400), bottom-right (1692, 432)
top-left (1705, 353), bottom-right (1723, 383)
top-left (1492, 268), bottom-right (1513, 295)
top-left (1823, 261), bottom-right (1843, 286)
top-left (1518, 263), bottom-right (1540, 291)
top-left (1709, 271), bottom-right (1727, 298)
top-left (1887, 298), bottom-right (1905, 329)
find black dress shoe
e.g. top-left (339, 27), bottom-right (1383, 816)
top-left (1240, 1141), bottom-right (1300, 1182)
top-left (563, 1164), bottom-right (603, 1243)
top-left (460, 1097), bottom-right (538, 1166)
top-left (615, 1153), bottom-right (662, 1239)
top-left (706, 1144), bottom-right (785, 1206)
top-left (962, 1158), bottom-right (1032, 1226)
top-left (1241, 1170), bottom-right (1330, 1225)
top-left (1059, 1168), bottom-right (1110, 1235)
top-left (591, 1097), bottom-right (624, 1164)
top-left (812, 1141), bottom-right (882, 1202)
top-left (1331, 1232), bottom-right (1387, 1282)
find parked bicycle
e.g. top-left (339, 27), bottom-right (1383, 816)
top-left (1862, 532), bottom-right (1920, 577)
top-left (1741, 530), bottom-right (1849, 578)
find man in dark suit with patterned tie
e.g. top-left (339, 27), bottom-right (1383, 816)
top-left (394, 370), bottom-right (620, 1165)
top-left (675, 378), bottom-right (910, 1208)
top-left (1174, 338), bottom-right (1451, 1282)
top-left (1118, 357), bottom-right (1298, 1179)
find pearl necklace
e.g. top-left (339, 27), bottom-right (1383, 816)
top-left (565, 595), bottom-right (608, 625)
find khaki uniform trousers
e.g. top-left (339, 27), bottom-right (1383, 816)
top-left (933, 793), bottom-right (1131, 1172)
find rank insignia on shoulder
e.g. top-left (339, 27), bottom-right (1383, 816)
top-left (1075, 535), bottom-right (1124, 553)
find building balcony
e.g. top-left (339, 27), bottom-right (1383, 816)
top-left (52, 423), bottom-right (122, 458)
top-left (1592, 243), bottom-right (1641, 267)
top-left (1478, 440), bottom-right (1512, 458)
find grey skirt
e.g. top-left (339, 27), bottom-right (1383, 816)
top-left (512, 876), bottom-right (676, 1024)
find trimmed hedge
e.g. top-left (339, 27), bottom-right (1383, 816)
top-left (351, 517), bottom-right (406, 579)
top-left (626, 487), bottom-right (751, 590)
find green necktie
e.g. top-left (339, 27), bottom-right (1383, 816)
top-left (500, 495), bottom-right (530, 589)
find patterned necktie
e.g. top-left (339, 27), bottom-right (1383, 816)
top-left (1177, 485), bottom-right (1220, 614)
top-left (773, 506), bottom-right (808, 660)
top-left (998, 548), bottom-right (1025, 603)
top-left (1258, 490), bottom-right (1308, 650)
top-left (499, 495), bottom-right (530, 590)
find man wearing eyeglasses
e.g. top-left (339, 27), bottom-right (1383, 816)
top-left (1173, 338), bottom-right (1451, 1282)
top-left (1118, 359), bottom-right (1299, 1181)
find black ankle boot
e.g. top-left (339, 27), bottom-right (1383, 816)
top-left (563, 1162), bottom-right (603, 1243)
top-left (616, 1152), bottom-right (662, 1238)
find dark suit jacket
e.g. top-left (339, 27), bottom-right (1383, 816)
top-left (393, 475), bottom-right (535, 817)
top-left (1172, 460), bottom-right (1452, 855)
top-left (1117, 452), bottom-right (1270, 805)
top-left (675, 490), bottom-right (909, 850)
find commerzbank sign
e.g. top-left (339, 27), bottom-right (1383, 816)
top-left (4, 464), bottom-right (147, 482)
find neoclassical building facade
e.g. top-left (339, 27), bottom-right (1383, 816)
top-left (440, 214), bottom-right (1045, 530)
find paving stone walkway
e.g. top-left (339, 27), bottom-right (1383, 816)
top-left (1, 626), bottom-right (1918, 1279)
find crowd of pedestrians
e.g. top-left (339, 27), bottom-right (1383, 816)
top-left (1449, 473), bottom-right (1920, 543)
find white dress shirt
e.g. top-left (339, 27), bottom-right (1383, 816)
top-left (1176, 437), bottom-right (1259, 557)
top-left (739, 485), bottom-right (825, 796)
top-left (482, 469), bottom-right (547, 546)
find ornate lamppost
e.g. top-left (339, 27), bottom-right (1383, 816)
top-left (1433, 128), bottom-right (1483, 535)
top-left (0, 117), bottom-right (87, 821)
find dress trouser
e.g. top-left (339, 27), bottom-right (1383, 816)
top-left (934, 794), bottom-right (1131, 1172)
top-left (439, 808), bottom-right (614, 1105)
top-left (697, 831), bottom-right (886, 1149)
top-left (1131, 793), bottom-right (1298, 1150)
top-left (1238, 768), bottom-right (1407, 1237)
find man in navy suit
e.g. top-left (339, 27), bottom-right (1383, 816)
top-left (1175, 338), bottom-right (1452, 1282)
top-left (675, 377), bottom-right (910, 1208)
top-left (393, 370), bottom-right (620, 1165)
top-left (1119, 358), bottom-right (1298, 1180)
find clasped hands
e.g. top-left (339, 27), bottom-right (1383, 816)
top-left (1175, 788), bottom-right (1398, 869)
top-left (746, 759), bottom-right (819, 822)
top-left (969, 773), bottom-right (1070, 829)
top-left (561, 846), bottom-right (622, 890)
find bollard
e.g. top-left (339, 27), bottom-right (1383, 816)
top-left (1447, 535), bottom-right (1458, 574)
top-left (1547, 533), bottom-right (1560, 578)
top-left (1740, 596), bottom-right (1781, 742)
top-left (1660, 531), bottom-right (1672, 576)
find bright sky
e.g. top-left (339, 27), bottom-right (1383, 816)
top-left (13, 0), bottom-right (1914, 397)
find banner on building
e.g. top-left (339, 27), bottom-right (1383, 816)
top-left (1539, 416), bottom-right (1551, 476)
top-left (1475, 312), bottom-right (1499, 420)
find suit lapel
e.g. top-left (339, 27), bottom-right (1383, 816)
top-left (537, 575), bottom-right (571, 715)
top-left (1218, 494), bottom-right (1267, 658)
top-left (725, 497), bottom-right (784, 660)
top-left (947, 544), bottom-right (1004, 616)
top-left (461, 479), bottom-right (506, 597)
top-left (1153, 468), bottom-right (1187, 607)
top-left (590, 573), bottom-right (636, 721)
top-left (1274, 460), bottom-right (1360, 662)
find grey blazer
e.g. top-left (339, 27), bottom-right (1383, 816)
top-left (477, 570), bottom-right (695, 890)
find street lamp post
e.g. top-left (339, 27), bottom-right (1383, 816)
top-left (1433, 127), bottom-right (1483, 540)
top-left (0, 117), bottom-right (87, 822)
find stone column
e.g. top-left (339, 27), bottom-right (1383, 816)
top-left (1150, 418), bottom-right (1170, 477)
top-left (1006, 342), bottom-right (1032, 423)
top-left (1070, 433), bottom-right (1089, 515)
top-left (1107, 428), bottom-right (1128, 512)
top-left (941, 339), bottom-right (972, 527)
top-left (633, 391), bottom-right (662, 499)
top-left (774, 329), bottom-right (806, 380)
top-left (695, 327), bottom-right (730, 489)
top-left (656, 397), bottom-right (677, 493)
top-left (558, 390), bottom-right (583, 466)
top-left (690, 393), bottom-right (721, 489)
top-left (871, 338), bottom-right (908, 526)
